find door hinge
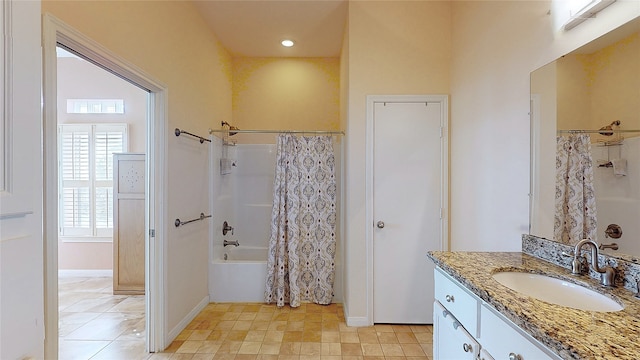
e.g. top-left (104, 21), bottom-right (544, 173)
top-left (149, 229), bottom-right (155, 237)
top-left (439, 126), bottom-right (444, 138)
top-left (440, 208), bottom-right (444, 219)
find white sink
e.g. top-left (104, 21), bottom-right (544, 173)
top-left (492, 271), bottom-right (624, 312)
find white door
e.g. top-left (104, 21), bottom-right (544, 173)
top-left (372, 98), bottom-right (446, 324)
top-left (0, 1), bottom-right (44, 358)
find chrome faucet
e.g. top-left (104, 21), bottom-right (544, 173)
top-left (223, 239), bottom-right (239, 247)
top-left (572, 239), bottom-right (615, 287)
top-left (222, 221), bottom-right (234, 236)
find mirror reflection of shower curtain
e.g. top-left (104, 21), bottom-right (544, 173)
top-left (554, 134), bottom-right (598, 245)
top-left (265, 134), bottom-right (337, 307)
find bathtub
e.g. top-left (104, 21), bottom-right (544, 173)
top-left (209, 246), bottom-right (268, 302)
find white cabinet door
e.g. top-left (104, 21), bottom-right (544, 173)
top-left (480, 304), bottom-right (557, 360)
top-left (480, 348), bottom-right (495, 360)
top-left (434, 301), bottom-right (479, 360)
top-left (434, 268), bottom-right (479, 334)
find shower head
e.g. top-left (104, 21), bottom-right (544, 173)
top-left (221, 121), bottom-right (240, 136)
top-left (598, 120), bottom-right (621, 136)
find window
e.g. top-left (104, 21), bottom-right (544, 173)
top-left (66, 99), bottom-right (125, 114)
top-left (58, 124), bottom-right (128, 241)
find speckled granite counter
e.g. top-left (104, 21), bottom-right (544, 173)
top-left (427, 251), bottom-right (640, 360)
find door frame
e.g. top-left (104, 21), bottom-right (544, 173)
top-left (42, 13), bottom-right (168, 356)
top-left (365, 95), bottom-right (449, 325)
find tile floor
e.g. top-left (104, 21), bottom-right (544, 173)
top-left (153, 303), bottom-right (434, 360)
top-left (58, 276), bottom-right (146, 359)
top-left (59, 278), bottom-right (434, 359)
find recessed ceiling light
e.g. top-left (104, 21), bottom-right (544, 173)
top-left (281, 39), bottom-right (295, 47)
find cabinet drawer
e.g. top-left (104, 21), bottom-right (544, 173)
top-left (480, 304), bottom-right (558, 360)
top-left (434, 301), bottom-right (479, 360)
top-left (434, 268), bottom-right (479, 334)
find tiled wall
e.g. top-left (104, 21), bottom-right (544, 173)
top-left (591, 136), bottom-right (640, 255)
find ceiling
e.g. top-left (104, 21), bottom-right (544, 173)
top-left (191, 0), bottom-right (348, 58)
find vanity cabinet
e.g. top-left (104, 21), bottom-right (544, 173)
top-left (434, 267), bottom-right (560, 360)
top-left (480, 304), bottom-right (555, 360)
top-left (434, 301), bottom-right (479, 360)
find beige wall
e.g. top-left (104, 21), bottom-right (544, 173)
top-left (42, 0), bottom-right (233, 337)
top-left (343, 0), bottom-right (451, 322)
top-left (232, 57), bottom-right (340, 132)
top-left (557, 31), bottom-right (640, 134)
top-left (589, 31), bottom-right (640, 131)
top-left (56, 56), bottom-right (147, 271)
top-left (557, 54), bottom-right (592, 130)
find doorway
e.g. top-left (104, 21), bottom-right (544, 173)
top-left (43, 14), bottom-right (168, 357)
top-left (55, 46), bottom-right (148, 358)
top-left (366, 95), bottom-right (448, 324)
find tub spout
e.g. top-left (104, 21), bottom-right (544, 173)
top-left (224, 239), bottom-right (239, 247)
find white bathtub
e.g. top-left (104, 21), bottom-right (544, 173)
top-left (209, 246), bottom-right (268, 302)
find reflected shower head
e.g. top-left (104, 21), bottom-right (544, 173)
top-left (221, 121), bottom-right (240, 136)
top-left (598, 120), bottom-right (621, 136)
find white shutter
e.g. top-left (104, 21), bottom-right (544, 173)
top-left (58, 124), bottom-right (128, 239)
top-left (60, 126), bottom-right (91, 236)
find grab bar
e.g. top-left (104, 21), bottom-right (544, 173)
top-left (175, 128), bottom-right (211, 144)
top-left (175, 212), bottom-right (212, 227)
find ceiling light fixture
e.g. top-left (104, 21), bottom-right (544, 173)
top-left (281, 39), bottom-right (295, 47)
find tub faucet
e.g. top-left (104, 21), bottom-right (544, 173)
top-left (572, 239), bottom-right (615, 287)
top-left (223, 239), bottom-right (239, 247)
top-left (223, 221), bottom-right (234, 236)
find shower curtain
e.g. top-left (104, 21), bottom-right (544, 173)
top-left (265, 134), bottom-right (337, 307)
top-left (554, 134), bottom-right (598, 245)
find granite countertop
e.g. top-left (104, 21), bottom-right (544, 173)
top-left (428, 251), bottom-right (640, 360)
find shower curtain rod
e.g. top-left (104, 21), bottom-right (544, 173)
top-left (209, 128), bottom-right (345, 136)
top-left (557, 129), bottom-right (640, 134)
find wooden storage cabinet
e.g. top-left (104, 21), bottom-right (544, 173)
top-left (113, 153), bottom-right (145, 295)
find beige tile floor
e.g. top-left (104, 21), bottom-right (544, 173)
top-left (58, 276), bottom-right (147, 359)
top-left (59, 279), bottom-right (433, 359)
top-left (153, 303), bottom-right (434, 360)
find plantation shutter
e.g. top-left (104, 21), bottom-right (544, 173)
top-left (59, 124), bottom-right (128, 239)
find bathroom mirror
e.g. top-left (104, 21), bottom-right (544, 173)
top-left (530, 16), bottom-right (640, 259)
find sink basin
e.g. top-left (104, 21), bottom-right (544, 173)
top-left (492, 271), bottom-right (624, 312)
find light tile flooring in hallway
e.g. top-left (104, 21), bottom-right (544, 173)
top-left (58, 276), bottom-right (146, 359)
top-left (152, 303), bottom-right (433, 360)
top-left (59, 278), bottom-right (433, 359)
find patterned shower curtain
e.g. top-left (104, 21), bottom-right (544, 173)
top-left (265, 134), bottom-right (337, 307)
top-left (554, 134), bottom-right (598, 245)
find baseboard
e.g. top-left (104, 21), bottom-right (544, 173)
top-left (167, 295), bottom-right (210, 344)
top-left (343, 304), bottom-right (371, 327)
top-left (58, 269), bottom-right (112, 277)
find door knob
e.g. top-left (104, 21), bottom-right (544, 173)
top-left (376, 221), bottom-right (385, 228)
